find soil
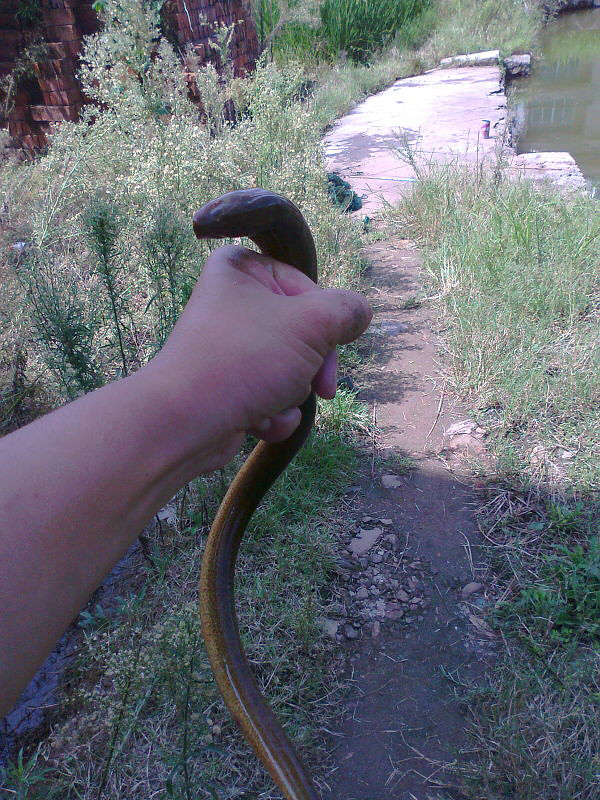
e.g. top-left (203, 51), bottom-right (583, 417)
top-left (318, 66), bottom-right (508, 798)
top-left (323, 237), bottom-right (494, 800)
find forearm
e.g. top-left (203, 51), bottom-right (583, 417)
top-left (0, 363), bottom-right (226, 715)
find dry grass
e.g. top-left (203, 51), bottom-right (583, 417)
top-left (387, 160), bottom-right (600, 799)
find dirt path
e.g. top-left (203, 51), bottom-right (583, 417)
top-left (321, 68), bottom-right (501, 799)
top-left (323, 237), bottom-right (492, 800)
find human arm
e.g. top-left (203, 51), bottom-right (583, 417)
top-left (0, 245), bottom-right (371, 715)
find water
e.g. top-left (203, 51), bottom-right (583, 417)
top-left (515, 8), bottom-right (600, 192)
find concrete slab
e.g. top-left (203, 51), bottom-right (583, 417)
top-left (510, 151), bottom-right (587, 191)
top-left (324, 66), bottom-right (506, 213)
top-left (440, 49), bottom-right (500, 67)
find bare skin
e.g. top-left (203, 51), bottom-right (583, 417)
top-left (0, 245), bottom-right (372, 716)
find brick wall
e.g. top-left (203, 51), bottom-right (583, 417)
top-left (0, 0), bottom-right (260, 152)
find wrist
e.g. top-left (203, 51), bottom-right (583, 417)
top-left (133, 358), bottom-right (244, 484)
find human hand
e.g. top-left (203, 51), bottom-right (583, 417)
top-left (148, 245), bottom-right (372, 470)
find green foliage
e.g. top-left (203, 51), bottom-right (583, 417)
top-left (497, 533), bottom-right (600, 645)
top-left (0, 746), bottom-right (52, 799)
top-left (320, 0), bottom-right (430, 62)
top-left (391, 163), bottom-right (600, 493)
top-left (14, 0), bottom-right (42, 26)
top-left (83, 198), bottom-right (130, 376)
top-left (16, 248), bottom-right (104, 398)
top-left (253, 0), bottom-right (432, 63)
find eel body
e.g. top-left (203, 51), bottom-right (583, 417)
top-left (194, 189), bottom-right (321, 800)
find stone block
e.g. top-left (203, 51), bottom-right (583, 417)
top-left (504, 53), bottom-right (531, 78)
top-left (440, 50), bottom-right (500, 68)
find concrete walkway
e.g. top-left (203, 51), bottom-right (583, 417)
top-left (324, 65), bottom-right (506, 213)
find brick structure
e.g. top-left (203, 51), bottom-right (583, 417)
top-left (0, 0), bottom-right (260, 152)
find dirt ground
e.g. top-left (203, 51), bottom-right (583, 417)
top-left (323, 237), bottom-right (495, 800)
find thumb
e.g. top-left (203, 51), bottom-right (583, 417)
top-left (293, 288), bottom-right (373, 353)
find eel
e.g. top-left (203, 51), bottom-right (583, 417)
top-left (194, 188), bottom-right (321, 800)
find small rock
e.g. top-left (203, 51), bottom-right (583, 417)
top-left (375, 600), bottom-right (386, 618)
top-left (560, 450), bottom-right (576, 460)
top-left (386, 606), bottom-right (405, 621)
top-left (318, 618), bottom-right (339, 638)
top-left (446, 433), bottom-right (485, 456)
top-left (461, 582), bottom-right (483, 600)
top-left (356, 587), bottom-right (369, 600)
top-left (382, 474), bottom-right (402, 489)
top-left (390, 579), bottom-right (399, 589)
top-left (407, 576), bottom-right (419, 591)
top-left (371, 553), bottom-right (383, 564)
top-left (380, 519), bottom-right (393, 526)
top-left (503, 53), bottom-right (531, 78)
top-left (445, 419), bottom-right (477, 437)
top-left (397, 589), bottom-right (410, 603)
top-left (370, 586), bottom-right (380, 596)
top-left (410, 597), bottom-right (421, 606)
top-left (530, 445), bottom-right (548, 465)
top-left (211, 724), bottom-right (222, 736)
top-left (345, 486), bottom-right (361, 494)
top-left (384, 534), bottom-right (396, 545)
top-left (371, 621), bottom-right (381, 638)
top-left (362, 515), bottom-right (374, 523)
top-left (348, 527), bottom-right (383, 556)
top-left (157, 505), bottom-right (177, 525)
top-left (468, 614), bottom-right (495, 639)
top-left (344, 624), bottom-right (359, 640)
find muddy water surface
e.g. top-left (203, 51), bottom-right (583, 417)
top-left (516, 8), bottom-right (600, 190)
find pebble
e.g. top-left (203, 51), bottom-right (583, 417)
top-left (397, 589), bottom-right (410, 602)
top-left (319, 618), bottom-right (340, 638)
top-left (380, 519), bottom-right (393, 526)
top-left (348, 527), bottom-right (383, 556)
top-left (371, 553), bottom-right (383, 564)
top-left (381, 474), bottom-right (402, 489)
top-left (461, 581), bottom-right (483, 599)
top-left (371, 621), bottom-right (381, 638)
top-left (344, 624), bottom-right (359, 640)
top-left (356, 587), bottom-right (369, 600)
top-left (386, 607), bottom-right (405, 621)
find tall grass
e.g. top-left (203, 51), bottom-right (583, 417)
top-left (0, 0), bottom-right (369, 795)
top-left (319, 0), bottom-right (430, 62)
top-left (388, 160), bottom-right (599, 800)
top-left (391, 163), bottom-right (599, 493)
top-left (254, 0), bottom-right (432, 63)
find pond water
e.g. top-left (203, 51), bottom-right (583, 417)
top-left (515, 7), bottom-right (600, 192)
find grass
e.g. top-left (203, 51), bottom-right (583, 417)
top-left (0, 1), bottom-right (370, 795)
top-left (0, 390), bottom-right (367, 799)
top-left (0, 0), bottom-right (572, 795)
top-left (307, 0), bottom-right (544, 129)
top-left (388, 161), bottom-right (600, 799)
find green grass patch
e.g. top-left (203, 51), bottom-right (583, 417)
top-left (0, 393), bottom-right (367, 799)
top-left (389, 161), bottom-right (599, 799)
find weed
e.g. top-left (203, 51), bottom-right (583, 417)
top-left (388, 152), bottom-right (599, 799)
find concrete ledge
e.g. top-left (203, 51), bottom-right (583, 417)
top-left (440, 50), bottom-right (500, 68)
top-left (511, 152), bottom-right (587, 190)
top-left (504, 53), bottom-right (531, 78)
